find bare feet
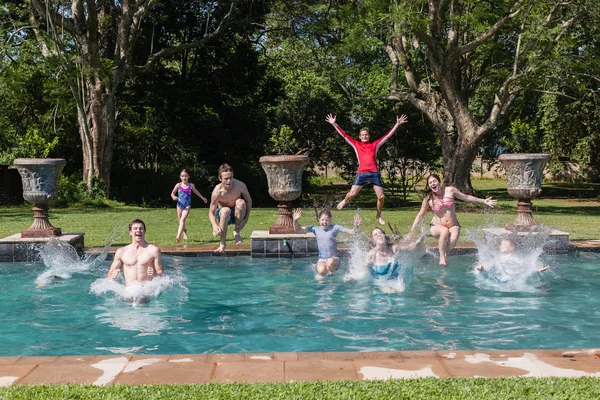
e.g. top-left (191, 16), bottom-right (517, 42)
top-left (439, 260), bottom-right (448, 267)
top-left (476, 265), bottom-right (484, 272)
top-left (538, 266), bottom-right (549, 273)
top-left (234, 232), bottom-right (243, 245)
top-left (214, 244), bottom-right (226, 253)
top-left (183, 229), bottom-right (188, 240)
top-left (377, 215), bottom-right (385, 225)
top-left (175, 237), bottom-right (180, 243)
top-left (336, 199), bottom-right (347, 210)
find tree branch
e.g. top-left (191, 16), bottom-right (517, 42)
top-left (30, 0), bottom-right (77, 35)
top-left (135, 1), bottom-right (237, 72)
top-left (456, 0), bottom-right (523, 56)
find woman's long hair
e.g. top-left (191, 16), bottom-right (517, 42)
top-left (424, 174), bottom-right (443, 203)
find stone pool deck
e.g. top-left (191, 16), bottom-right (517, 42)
top-left (2, 349), bottom-right (600, 385)
top-left (2, 240), bottom-right (598, 386)
top-left (88, 239), bottom-right (600, 257)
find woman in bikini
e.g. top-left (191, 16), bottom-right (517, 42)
top-left (410, 174), bottom-right (497, 267)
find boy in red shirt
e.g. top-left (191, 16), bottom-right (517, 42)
top-left (326, 113), bottom-right (408, 225)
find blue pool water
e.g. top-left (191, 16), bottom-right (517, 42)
top-left (1, 252), bottom-right (599, 356)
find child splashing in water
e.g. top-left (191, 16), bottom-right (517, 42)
top-left (171, 168), bottom-right (208, 242)
top-left (293, 208), bottom-right (361, 277)
top-left (345, 228), bottom-right (424, 288)
top-left (476, 237), bottom-right (549, 284)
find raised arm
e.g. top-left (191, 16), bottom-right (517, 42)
top-left (292, 208), bottom-right (308, 234)
top-left (450, 187), bottom-right (497, 207)
top-left (170, 183), bottom-right (180, 201)
top-left (326, 113), bottom-right (355, 144)
top-left (375, 114), bottom-right (408, 148)
top-left (340, 213), bottom-right (362, 235)
top-left (410, 197), bottom-right (431, 232)
top-left (191, 184), bottom-right (208, 203)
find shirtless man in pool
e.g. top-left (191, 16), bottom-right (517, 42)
top-left (107, 219), bottom-right (163, 286)
top-left (208, 164), bottom-right (253, 253)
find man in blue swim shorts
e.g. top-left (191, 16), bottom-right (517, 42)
top-left (208, 164), bottom-right (252, 253)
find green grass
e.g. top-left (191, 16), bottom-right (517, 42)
top-left (1, 179), bottom-right (599, 247)
top-left (1, 378), bottom-right (600, 399)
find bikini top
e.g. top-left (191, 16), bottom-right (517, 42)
top-left (371, 261), bottom-right (399, 276)
top-left (430, 194), bottom-right (455, 212)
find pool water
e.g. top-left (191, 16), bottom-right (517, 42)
top-left (1, 252), bottom-right (599, 356)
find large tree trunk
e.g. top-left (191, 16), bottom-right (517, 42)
top-left (81, 76), bottom-right (116, 195)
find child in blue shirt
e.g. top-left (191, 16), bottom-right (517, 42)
top-left (293, 208), bottom-right (361, 277)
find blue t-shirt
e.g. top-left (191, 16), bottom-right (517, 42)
top-left (307, 225), bottom-right (344, 259)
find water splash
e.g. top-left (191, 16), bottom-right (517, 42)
top-left (468, 224), bottom-right (552, 292)
top-left (90, 274), bottom-right (183, 304)
top-left (34, 225), bottom-right (127, 287)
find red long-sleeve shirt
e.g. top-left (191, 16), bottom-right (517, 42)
top-left (333, 125), bottom-right (396, 173)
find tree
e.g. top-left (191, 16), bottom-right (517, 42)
top-left (11, 0), bottom-right (265, 193)
top-left (267, 0), bottom-right (591, 193)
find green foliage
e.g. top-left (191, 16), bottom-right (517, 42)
top-left (265, 125), bottom-right (300, 155)
top-left (55, 175), bottom-right (120, 208)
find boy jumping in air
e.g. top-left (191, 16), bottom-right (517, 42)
top-left (326, 113), bottom-right (408, 225)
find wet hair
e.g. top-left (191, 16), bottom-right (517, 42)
top-left (425, 174), bottom-right (443, 202)
top-left (218, 163), bottom-right (234, 179)
top-left (179, 168), bottom-right (191, 178)
top-left (318, 209), bottom-right (332, 220)
top-left (129, 219), bottom-right (146, 231)
top-left (369, 227), bottom-right (391, 247)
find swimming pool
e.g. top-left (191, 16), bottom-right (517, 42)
top-left (1, 252), bottom-right (599, 356)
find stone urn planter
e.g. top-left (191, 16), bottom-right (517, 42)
top-left (498, 153), bottom-right (550, 231)
top-left (12, 158), bottom-right (66, 237)
top-left (259, 155), bottom-right (309, 234)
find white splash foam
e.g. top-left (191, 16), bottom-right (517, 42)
top-left (169, 358), bottom-right (194, 363)
top-left (359, 365), bottom-right (438, 379)
top-left (465, 352), bottom-right (600, 377)
top-left (91, 357), bottom-right (129, 386)
top-left (442, 352), bottom-right (457, 359)
top-left (0, 376), bottom-right (18, 387)
top-left (249, 356), bottom-right (272, 360)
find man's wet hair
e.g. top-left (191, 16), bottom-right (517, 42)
top-left (129, 219), bottom-right (146, 231)
top-left (218, 163), bottom-right (234, 178)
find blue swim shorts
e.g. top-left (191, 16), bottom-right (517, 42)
top-left (216, 207), bottom-right (236, 225)
top-left (353, 172), bottom-right (383, 187)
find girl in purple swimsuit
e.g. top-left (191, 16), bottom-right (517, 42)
top-left (170, 169), bottom-right (208, 242)
top-left (410, 174), bottom-right (497, 267)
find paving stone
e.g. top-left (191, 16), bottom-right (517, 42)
top-left (355, 358), bottom-right (450, 379)
top-left (213, 361), bottom-right (284, 383)
top-left (0, 357), bottom-right (20, 365)
top-left (246, 353), bottom-right (274, 361)
top-left (115, 362), bottom-right (213, 384)
top-left (361, 351), bottom-right (404, 360)
top-left (17, 364), bottom-right (105, 385)
top-left (441, 358), bottom-right (529, 378)
top-left (285, 360), bottom-right (358, 382)
top-left (0, 365), bottom-right (37, 386)
top-left (207, 353), bottom-right (245, 362)
top-left (298, 352), bottom-right (326, 360)
top-left (326, 352), bottom-right (363, 361)
top-left (273, 352), bottom-right (298, 361)
top-left (15, 356), bottom-right (58, 365)
top-left (168, 354), bottom-right (209, 363)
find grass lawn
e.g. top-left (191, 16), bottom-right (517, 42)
top-left (1, 378), bottom-right (600, 399)
top-left (1, 179), bottom-right (599, 247)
